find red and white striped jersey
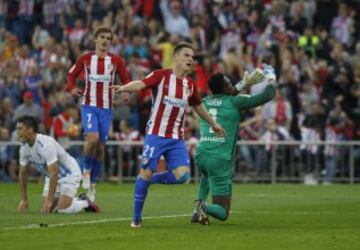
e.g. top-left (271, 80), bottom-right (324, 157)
top-left (143, 69), bottom-right (201, 139)
top-left (67, 52), bottom-right (130, 109)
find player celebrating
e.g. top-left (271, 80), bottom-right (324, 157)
top-left (17, 116), bottom-right (99, 214)
top-left (111, 42), bottom-right (225, 227)
top-left (191, 64), bottom-right (277, 225)
top-left (67, 26), bottom-right (130, 201)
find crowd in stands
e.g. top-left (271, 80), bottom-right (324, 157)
top-left (0, 0), bottom-right (359, 182)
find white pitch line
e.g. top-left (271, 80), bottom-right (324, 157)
top-left (4, 210), bottom-right (358, 230)
top-left (231, 210), bottom-right (358, 215)
top-left (4, 214), bottom-right (190, 230)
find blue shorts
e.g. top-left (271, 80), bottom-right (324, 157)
top-left (81, 105), bottom-right (112, 143)
top-left (141, 134), bottom-right (190, 172)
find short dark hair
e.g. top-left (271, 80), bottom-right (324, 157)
top-left (208, 73), bottom-right (227, 95)
top-left (17, 116), bottom-right (38, 132)
top-left (173, 42), bottom-right (193, 55)
top-left (94, 26), bottom-right (113, 39)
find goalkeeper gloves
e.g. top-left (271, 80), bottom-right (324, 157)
top-left (263, 63), bottom-right (277, 84)
top-left (235, 68), bottom-right (265, 92)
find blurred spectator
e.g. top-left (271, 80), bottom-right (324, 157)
top-left (123, 33), bottom-right (149, 60)
top-left (12, 91), bottom-right (44, 126)
top-left (298, 26), bottom-right (319, 59)
top-left (108, 119), bottom-right (142, 177)
top-left (300, 115), bottom-right (321, 185)
top-left (51, 103), bottom-right (80, 150)
top-left (299, 79), bottom-right (320, 115)
top-left (262, 90), bottom-right (293, 131)
top-left (23, 64), bottom-right (44, 105)
top-left (160, 0), bottom-right (190, 38)
top-left (331, 3), bottom-right (354, 47)
top-left (258, 118), bottom-right (291, 174)
top-left (238, 106), bottom-right (263, 170)
top-left (323, 115), bottom-right (342, 185)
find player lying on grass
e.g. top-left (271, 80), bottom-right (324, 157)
top-left (16, 116), bottom-right (100, 214)
top-left (191, 64), bottom-right (277, 225)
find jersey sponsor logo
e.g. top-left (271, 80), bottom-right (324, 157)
top-left (163, 96), bottom-right (187, 108)
top-left (89, 74), bottom-right (111, 82)
top-left (207, 99), bottom-right (222, 106)
top-left (200, 136), bottom-right (226, 143)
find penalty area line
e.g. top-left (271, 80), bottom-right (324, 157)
top-left (4, 214), bottom-right (190, 230)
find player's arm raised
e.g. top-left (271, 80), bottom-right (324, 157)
top-left (41, 162), bottom-right (58, 215)
top-left (233, 64), bottom-right (277, 109)
top-left (17, 165), bottom-right (30, 212)
top-left (234, 68), bottom-right (265, 93)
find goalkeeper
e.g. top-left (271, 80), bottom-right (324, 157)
top-left (191, 64), bottom-right (277, 225)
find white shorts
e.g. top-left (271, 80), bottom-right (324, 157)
top-left (42, 175), bottom-right (81, 198)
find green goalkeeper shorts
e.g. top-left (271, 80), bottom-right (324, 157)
top-left (195, 150), bottom-right (233, 196)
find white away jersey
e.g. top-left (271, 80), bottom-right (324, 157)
top-left (19, 134), bottom-right (81, 178)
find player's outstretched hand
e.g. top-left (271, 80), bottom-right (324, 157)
top-left (263, 63), bottom-right (277, 83)
top-left (41, 200), bottom-right (53, 215)
top-left (70, 87), bottom-right (83, 98)
top-left (235, 68), bottom-right (265, 92)
top-left (211, 123), bottom-right (226, 137)
top-left (109, 85), bottom-right (124, 93)
top-left (17, 200), bottom-right (29, 213)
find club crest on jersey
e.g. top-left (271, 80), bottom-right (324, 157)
top-left (108, 63), bottom-right (114, 72)
top-left (184, 87), bottom-right (190, 96)
top-left (142, 157), bottom-right (149, 166)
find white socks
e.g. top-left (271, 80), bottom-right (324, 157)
top-left (57, 199), bottom-right (88, 214)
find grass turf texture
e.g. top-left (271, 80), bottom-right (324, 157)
top-left (0, 183), bottom-right (359, 250)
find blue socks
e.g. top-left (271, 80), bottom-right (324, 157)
top-left (91, 158), bottom-right (102, 183)
top-left (84, 155), bottom-right (95, 172)
top-left (133, 176), bottom-right (150, 222)
top-left (133, 170), bottom-right (190, 222)
top-left (84, 156), bottom-right (102, 183)
top-left (151, 171), bottom-right (190, 184)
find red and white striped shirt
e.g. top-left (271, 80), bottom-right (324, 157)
top-left (143, 69), bottom-right (201, 140)
top-left (67, 52), bottom-right (130, 109)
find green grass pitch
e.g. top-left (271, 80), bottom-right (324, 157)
top-left (0, 183), bottom-right (359, 250)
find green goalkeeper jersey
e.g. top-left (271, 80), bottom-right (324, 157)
top-left (197, 85), bottom-right (276, 161)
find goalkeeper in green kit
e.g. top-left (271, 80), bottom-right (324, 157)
top-left (191, 64), bottom-right (277, 225)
